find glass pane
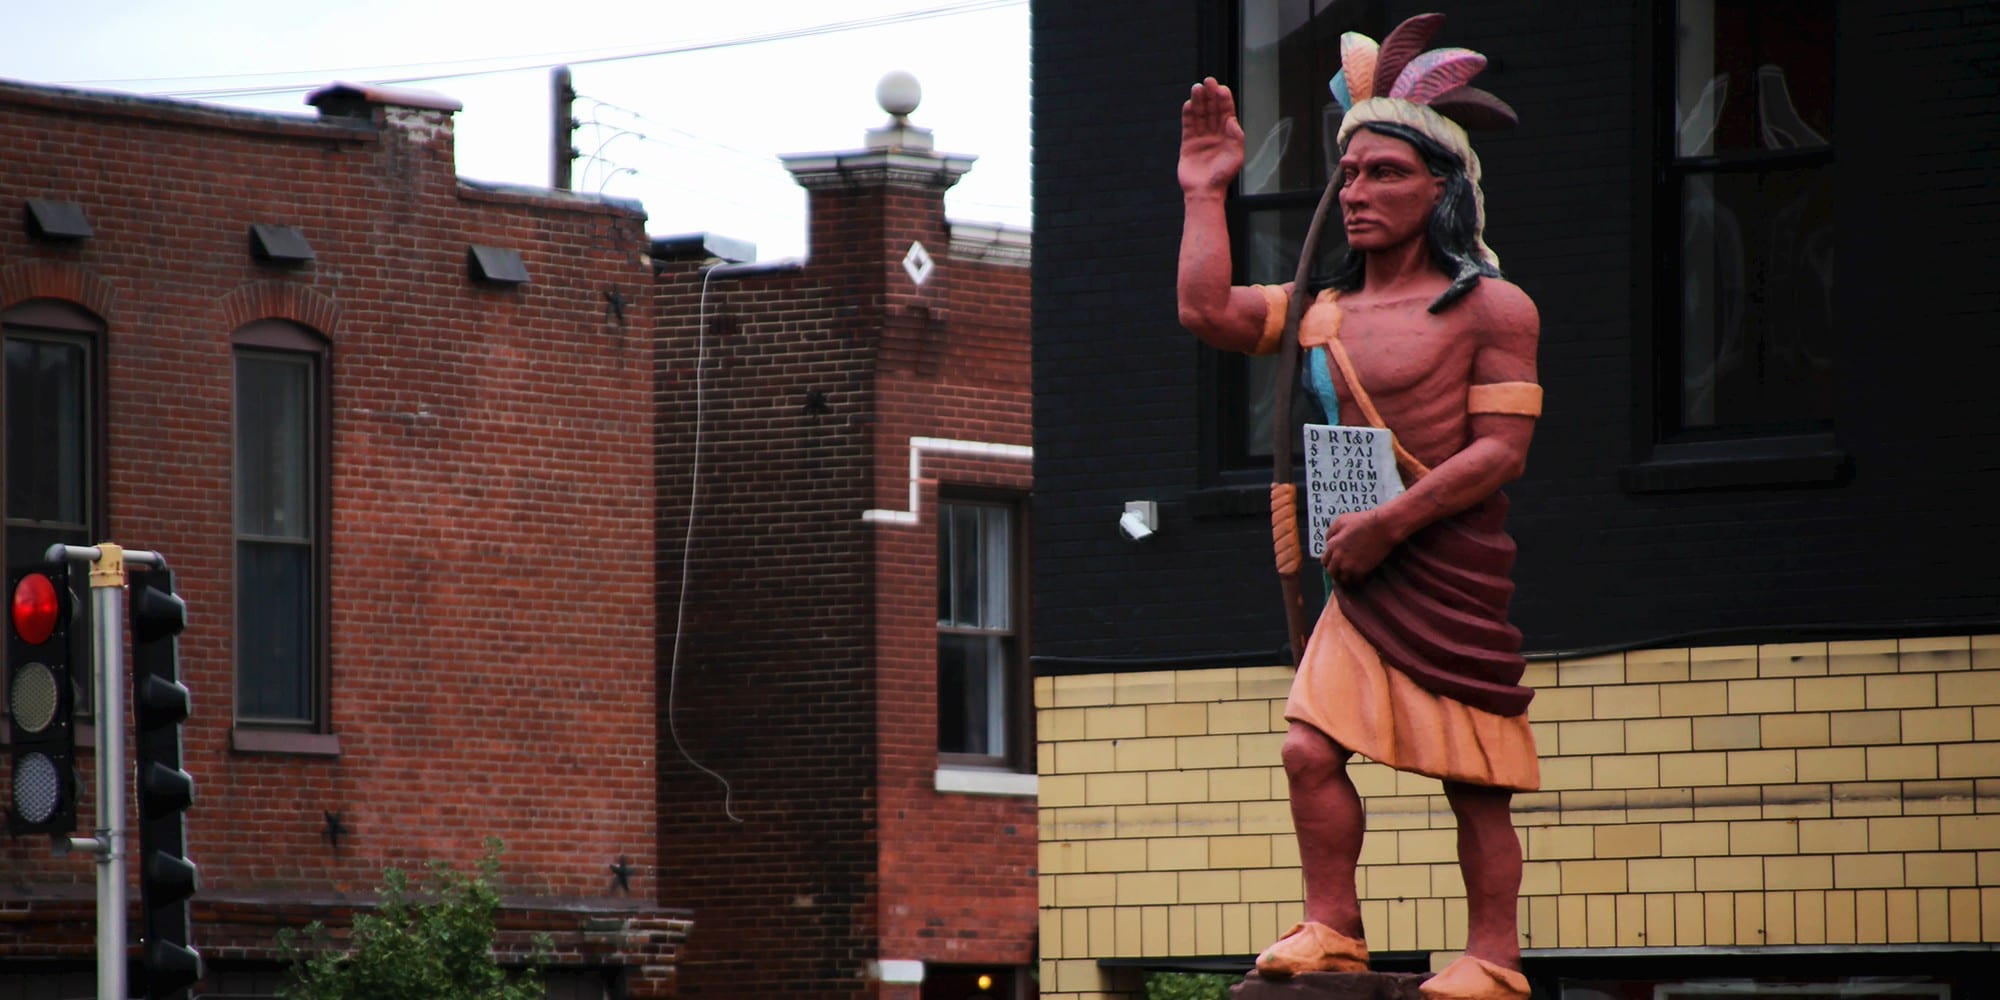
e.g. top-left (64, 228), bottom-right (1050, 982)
top-left (1242, 208), bottom-right (1350, 288)
top-left (948, 504), bottom-right (980, 628)
top-left (1236, 210), bottom-right (1348, 464)
top-left (1244, 207), bottom-right (1312, 285)
top-left (938, 633), bottom-right (1000, 757)
top-left (1238, 0), bottom-right (1361, 195)
top-left (236, 354), bottom-right (312, 539)
top-left (979, 507), bottom-right (1010, 629)
top-left (238, 540), bottom-right (313, 722)
top-left (1678, 164), bottom-right (1835, 432)
top-left (5, 336), bottom-right (88, 528)
top-left (1237, 349), bottom-right (1332, 461)
top-left (1676, 0), bottom-right (1834, 157)
top-left (1243, 353), bottom-right (1278, 460)
top-left (937, 507), bottom-right (953, 621)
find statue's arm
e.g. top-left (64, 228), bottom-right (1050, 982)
top-left (1321, 284), bottom-right (1541, 584)
top-left (1176, 78), bottom-right (1275, 353)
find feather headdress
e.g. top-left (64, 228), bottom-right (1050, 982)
top-left (1328, 13), bottom-right (1515, 268)
top-left (1329, 13), bottom-right (1517, 131)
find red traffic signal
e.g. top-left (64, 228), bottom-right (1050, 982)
top-left (10, 571), bottom-right (61, 646)
top-left (7, 563), bottom-right (75, 837)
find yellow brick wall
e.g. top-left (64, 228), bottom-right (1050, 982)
top-left (1035, 636), bottom-right (2000, 998)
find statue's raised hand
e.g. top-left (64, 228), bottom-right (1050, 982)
top-left (1179, 77), bottom-right (1245, 197)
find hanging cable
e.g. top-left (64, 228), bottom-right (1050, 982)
top-left (127, 0), bottom-right (1024, 100)
top-left (663, 267), bottom-right (746, 824)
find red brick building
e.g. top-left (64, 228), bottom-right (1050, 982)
top-left (650, 103), bottom-right (1037, 998)
top-left (0, 79), bottom-right (685, 995)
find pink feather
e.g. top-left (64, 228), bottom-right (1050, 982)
top-left (1340, 32), bottom-right (1379, 103)
top-left (1428, 86), bottom-right (1519, 130)
top-left (1370, 12), bottom-right (1445, 99)
top-left (1392, 48), bottom-right (1488, 104)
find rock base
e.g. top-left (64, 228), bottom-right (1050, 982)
top-left (1231, 970), bottom-right (1432, 1000)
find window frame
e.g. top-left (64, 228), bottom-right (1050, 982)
top-left (3, 300), bottom-right (107, 730)
top-left (935, 493), bottom-right (1031, 774)
top-left (1623, 1), bottom-right (1847, 493)
top-left (230, 320), bottom-right (332, 736)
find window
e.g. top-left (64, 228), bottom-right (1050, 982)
top-left (936, 499), bottom-right (1026, 769)
top-left (233, 322), bottom-right (327, 728)
top-left (1216, 0), bottom-right (1384, 472)
top-left (1660, 0), bottom-right (1834, 438)
top-left (4, 301), bottom-right (101, 720)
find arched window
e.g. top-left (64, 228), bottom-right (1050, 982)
top-left (4, 299), bottom-right (104, 720)
top-left (232, 320), bottom-right (329, 729)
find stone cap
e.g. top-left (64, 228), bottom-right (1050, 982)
top-left (780, 147), bottom-right (975, 192)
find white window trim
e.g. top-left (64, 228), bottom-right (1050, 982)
top-left (934, 765), bottom-right (1037, 798)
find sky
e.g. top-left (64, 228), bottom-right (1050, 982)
top-left (0, 0), bottom-right (1031, 263)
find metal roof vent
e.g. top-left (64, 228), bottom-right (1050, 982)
top-left (24, 199), bottom-right (93, 241)
top-left (249, 224), bottom-right (315, 265)
top-left (467, 245), bottom-right (529, 286)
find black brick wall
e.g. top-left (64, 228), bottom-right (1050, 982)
top-left (1032, 1), bottom-right (2000, 665)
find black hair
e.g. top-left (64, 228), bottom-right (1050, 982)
top-left (1312, 119), bottom-right (1499, 314)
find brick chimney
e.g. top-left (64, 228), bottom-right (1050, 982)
top-left (306, 81), bottom-right (461, 151)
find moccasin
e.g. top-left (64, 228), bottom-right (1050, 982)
top-left (1419, 955), bottom-right (1529, 1000)
top-left (1253, 921), bottom-right (1370, 977)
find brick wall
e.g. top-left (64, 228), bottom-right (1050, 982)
top-left (652, 248), bottom-right (884, 997)
top-left (653, 124), bottom-right (1035, 998)
top-left (873, 239), bottom-right (1037, 976)
top-left (0, 80), bottom-right (677, 987)
top-left (1035, 639), bottom-right (2000, 998)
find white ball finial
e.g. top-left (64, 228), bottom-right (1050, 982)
top-left (876, 70), bottom-right (921, 119)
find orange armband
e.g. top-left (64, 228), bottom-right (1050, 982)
top-left (1467, 381), bottom-right (1542, 418)
top-left (1250, 284), bottom-right (1288, 356)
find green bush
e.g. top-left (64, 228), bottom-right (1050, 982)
top-left (278, 838), bottom-right (550, 1000)
top-left (1145, 971), bottom-right (1237, 1000)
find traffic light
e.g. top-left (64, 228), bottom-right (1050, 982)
top-left (7, 562), bottom-right (75, 837)
top-left (130, 567), bottom-right (201, 997)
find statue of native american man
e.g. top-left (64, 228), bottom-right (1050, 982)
top-left (1177, 14), bottom-right (1540, 1000)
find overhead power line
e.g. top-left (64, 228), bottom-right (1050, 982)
top-left (82, 0), bottom-right (1022, 101)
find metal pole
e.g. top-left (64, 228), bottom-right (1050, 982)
top-left (90, 543), bottom-right (128, 1000)
top-left (552, 66), bottom-right (576, 190)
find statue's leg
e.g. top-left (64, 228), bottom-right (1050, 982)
top-left (1282, 722), bottom-right (1363, 937)
top-left (1442, 779), bottom-right (1522, 968)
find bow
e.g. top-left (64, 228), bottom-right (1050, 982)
top-left (1270, 172), bottom-right (1343, 667)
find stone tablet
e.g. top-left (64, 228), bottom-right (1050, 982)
top-left (1302, 424), bottom-right (1404, 559)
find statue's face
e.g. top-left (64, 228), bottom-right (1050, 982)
top-left (1337, 129), bottom-right (1445, 253)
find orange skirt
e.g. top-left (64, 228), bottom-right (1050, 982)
top-left (1285, 598), bottom-right (1540, 791)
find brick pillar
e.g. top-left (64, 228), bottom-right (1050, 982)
top-left (780, 105), bottom-right (973, 281)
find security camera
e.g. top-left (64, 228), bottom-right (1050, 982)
top-left (1119, 501), bottom-right (1158, 541)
